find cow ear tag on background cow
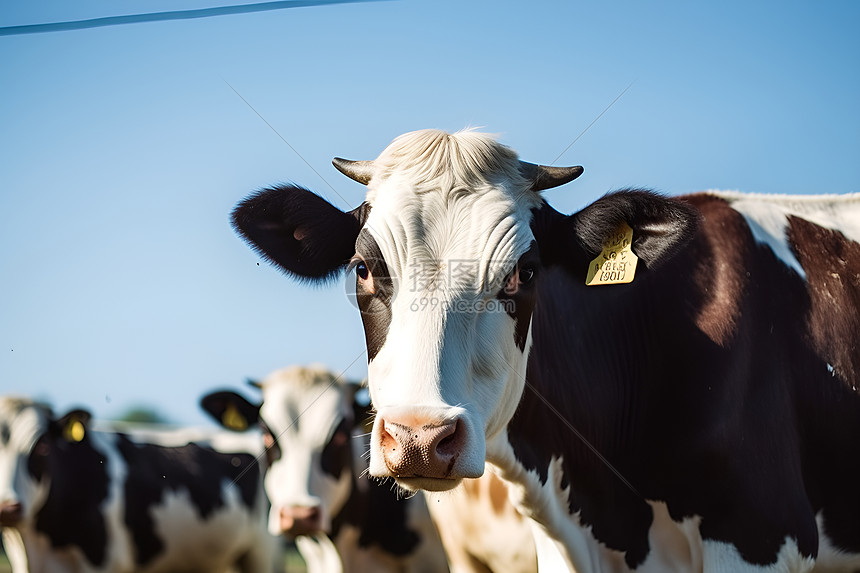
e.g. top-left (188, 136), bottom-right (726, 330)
top-left (222, 403), bottom-right (249, 431)
top-left (63, 418), bottom-right (86, 442)
top-left (586, 222), bottom-right (638, 286)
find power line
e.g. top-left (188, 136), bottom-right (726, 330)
top-left (0, 0), bottom-right (385, 37)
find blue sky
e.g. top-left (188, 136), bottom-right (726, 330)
top-left (1, 0), bottom-right (858, 426)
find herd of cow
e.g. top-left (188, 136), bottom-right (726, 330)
top-left (2, 129), bottom-right (859, 572)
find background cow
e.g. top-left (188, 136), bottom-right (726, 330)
top-left (201, 364), bottom-right (449, 573)
top-left (0, 396), bottom-right (274, 573)
top-left (230, 129), bottom-right (860, 572)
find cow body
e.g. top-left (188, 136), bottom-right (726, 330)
top-left (425, 472), bottom-right (537, 573)
top-left (231, 129), bottom-right (860, 572)
top-left (202, 365), bottom-right (449, 573)
top-left (0, 397), bottom-right (273, 573)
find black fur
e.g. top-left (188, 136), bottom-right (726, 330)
top-left (231, 185), bottom-right (367, 282)
top-left (117, 436), bottom-right (260, 567)
top-left (27, 410), bottom-right (110, 568)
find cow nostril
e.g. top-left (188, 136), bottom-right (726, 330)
top-left (434, 421), bottom-right (461, 456)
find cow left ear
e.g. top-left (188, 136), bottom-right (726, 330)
top-left (231, 184), bottom-right (369, 283)
top-left (200, 391), bottom-right (261, 432)
top-left (535, 189), bottom-right (700, 275)
top-left (56, 409), bottom-right (91, 443)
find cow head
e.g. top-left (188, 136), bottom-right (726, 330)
top-left (201, 365), bottom-right (362, 537)
top-left (0, 396), bottom-right (92, 528)
top-left (231, 129), bottom-right (697, 493)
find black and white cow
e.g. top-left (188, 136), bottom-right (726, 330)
top-left (201, 364), bottom-right (449, 573)
top-left (230, 129), bottom-right (860, 572)
top-left (0, 396), bottom-right (274, 573)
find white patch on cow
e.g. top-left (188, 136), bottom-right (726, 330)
top-left (423, 472), bottom-right (536, 573)
top-left (296, 534), bottom-right (344, 573)
top-left (709, 191), bottom-right (860, 280)
top-left (487, 438), bottom-right (601, 572)
top-left (146, 481), bottom-right (271, 573)
top-left (815, 512), bottom-right (860, 571)
top-left (702, 538), bottom-right (814, 573)
top-left (1, 528), bottom-right (29, 572)
top-left (257, 365), bottom-right (353, 536)
top-left (91, 431), bottom-right (136, 573)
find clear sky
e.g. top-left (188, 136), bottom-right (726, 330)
top-left (1, 0), bottom-right (858, 426)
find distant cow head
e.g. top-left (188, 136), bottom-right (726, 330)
top-left (232, 129), bottom-right (697, 493)
top-left (201, 365), bottom-right (363, 537)
top-left (0, 397), bottom-right (94, 528)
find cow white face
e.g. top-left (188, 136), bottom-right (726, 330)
top-left (351, 144), bottom-right (549, 491)
top-left (202, 366), bottom-right (356, 537)
top-left (258, 367), bottom-right (354, 536)
top-left (0, 397), bottom-right (87, 528)
top-left (232, 130), bottom-right (583, 494)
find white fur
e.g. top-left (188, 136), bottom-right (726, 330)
top-left (424, 472), bottom-right (536, 573)
top-left (702, 539), bottom-right (814, 573)
top-left (814, 512), bottom-right (860, 572)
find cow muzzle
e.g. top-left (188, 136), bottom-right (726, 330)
top-left (0, 501), bottom-right (23, 527)
top-left (279, 504), bottom-right (323, 537)
top-left (375, 412), bottom-right (481, 491)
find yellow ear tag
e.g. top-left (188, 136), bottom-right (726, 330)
top-left (64, 420), bottom-right (86, 442)
top-left (585, 222), bottom-right (638, 286)
top-left (222, 403), bottom-right (249, 431)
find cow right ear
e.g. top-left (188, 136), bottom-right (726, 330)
top-left (231, 184), bottom-right (369, 283)
top-left (200, 391), bottom-right (261, 432)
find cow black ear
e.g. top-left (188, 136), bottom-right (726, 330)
top-left (535, 190), bottom-right (700, 274)
top-left (231, 184), bottom-right (369, 282)
top-left (56, 409), bottom-right (91, 443)
top-left (200, 391), bottom-right (261, 432)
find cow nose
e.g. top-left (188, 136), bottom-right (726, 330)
top-left (0, 501), bottom-right (23, 527)
top-left (280, 504), bottom-right (323, 536)
top-left (379, 417), bottom-right (465, 478)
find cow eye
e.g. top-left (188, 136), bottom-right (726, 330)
top-left (518, 267), bottom-right (535, 284)
top-left (355, 261), bottom-right (369, 281)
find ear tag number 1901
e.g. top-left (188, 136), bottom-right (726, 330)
top-left (585, 222), bottom-right (638, 286)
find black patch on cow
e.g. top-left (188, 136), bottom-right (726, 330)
top-left (787, 215), bottom-right (860, 556)
top-left (354, 229), bottom-right (393, 361)
top-left (116, 435), bottom-right (261, 567)
top-left (332, 477), bottom-right (421, 557)
top-left (508, 192), bottom-right (841, 568)
top-left (320, 419), bottom-right (352, 480)
top-left (28, 428), bottom-right (110, 567)
top-left (231, 184), bottom-right (368, 283)
top-left (0, 422), bottom-right (10, 446)
top-left (497, 242), bottom-right (540, 351)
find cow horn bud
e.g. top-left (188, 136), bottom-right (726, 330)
top-left (519, 161), bottom-right (584, 191)
top-left (332, 158), bottom-right (375, 185)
